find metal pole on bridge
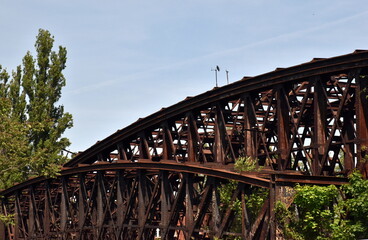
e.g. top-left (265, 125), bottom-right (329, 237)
top-left (212, 65), bottom-right (220, 87)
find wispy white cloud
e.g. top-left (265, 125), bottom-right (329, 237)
top-left (67, 8), bottom-right (368, 96)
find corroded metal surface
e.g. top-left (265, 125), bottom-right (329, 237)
top-left (1, 50), bottom-right (368, 239)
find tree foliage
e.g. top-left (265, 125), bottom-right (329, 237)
top-left (276, 171), bottom-right (368, 240)
top-left (0, 29), bottom-right (72, 189)
top-left (234, 156), bottom-right (262, 172)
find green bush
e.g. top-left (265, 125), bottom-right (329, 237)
top-left (234, 156), bottom-right (261, 172)
top-left (276, 171), bottom-right (368, 239)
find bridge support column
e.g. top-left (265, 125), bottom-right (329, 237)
top-left (187, 112), bottom-right (199, 162)
top-left (160, 171), bottom-right (170, 237)
top-left (212, 102), bottom-right (237, 164)
top-left (116, 170), bottom-right (125, 235)
top-left (78, 174), bottom-right (86, 236)
top-left (28, 187), bottom-right (36, 238)
top-left (210, 179), bottom-right (221, 237)
top-left (184, 173), bottom-right (194, 240)
top-left (14, 193), bottom-right (20, 239)
top-left (43, 181), bottom-right (51, 238)
top-left (269, 175), bottom-right (276, 240)
top-left (244, 94), bottom-right (257, 159)
top-left (241, 188), bottom-right (250, 239)
top-left (162, 122), bottom-right (175, 161)
top-left (139, 132), bottom-right (151, 160)
top-left (214, 104), bottom-right (227, 164)
top-left (271, 175), bottom-right (296, 240)
top-left (117, 143), bottom-right (129, 160)
top-left (137, 170), bottom-right (148, 238)
top-left (60, 178), bottom-right (69, 238)
top-left (276, 86), bottom-right (291, 170)
top-left (342, 109), bottom-right (355, 172)
top-left (313, 78), bottom-right (327, 175)
top-left (96, 172), bottom-right (104, 238)
top-left (356, 73), bottom-right (368, 177)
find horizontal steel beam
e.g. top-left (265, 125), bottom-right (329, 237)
top-left (1, 161), bottom-right (270, 196)
top-left (1, 160), bottom-right (350, 197)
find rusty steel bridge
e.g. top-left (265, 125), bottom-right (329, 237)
top-left (1, 50), bottom-right (368, 239)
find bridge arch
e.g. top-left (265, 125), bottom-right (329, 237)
top-left (66, 50), bottom-right (368, 177)
top-left (1, 50), bottom-right (368, 239)
top-left (1, 163), bottom-right (269, 239)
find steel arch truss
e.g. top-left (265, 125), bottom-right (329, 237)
top-left (1, 51), bottom-right (368, 239)
top-left (67, 56), bottom-right (368, 176)
top-left (1, 167), bottom-right (274, 239)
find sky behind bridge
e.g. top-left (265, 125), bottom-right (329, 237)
top-left (1, 0), bottom-right (368, 153)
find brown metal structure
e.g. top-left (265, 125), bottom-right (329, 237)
top-left (1, 50), bottom-right (368, 239)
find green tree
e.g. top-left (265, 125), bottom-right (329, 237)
top-left (276, 172), bottom-right (368, 240)
top-left (293, 184), bottom-right (338, 239)
top-left (0, 29), bottom-right (72, 189)
top-left (334, 171), bottom-right (368, 239)
top-left (0, 67), bottom-right (30, 188)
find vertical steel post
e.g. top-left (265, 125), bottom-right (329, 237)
top-left (276, 86), bottom-right (290, 170)
top-left (356, 73), bottom-right (368, 175)
top-left (44, 181), bottom-right (51, 238)
top-left (244, 94), bottom-right (257, 159)
top-left (313, 78), bottom-right (327, 175)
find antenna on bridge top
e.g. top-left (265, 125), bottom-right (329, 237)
top-left (226, 69), bottom-right (229, 84)
top-left (211, 65), bottom-right (220, 87)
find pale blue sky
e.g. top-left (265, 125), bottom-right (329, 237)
top-left (1, 1), bottom-right (368, 152)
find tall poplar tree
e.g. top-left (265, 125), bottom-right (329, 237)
top-left (0, 29), bottom-right (73, 189)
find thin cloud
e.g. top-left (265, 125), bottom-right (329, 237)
top-left (67, 9), bottom-right (368, 95)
